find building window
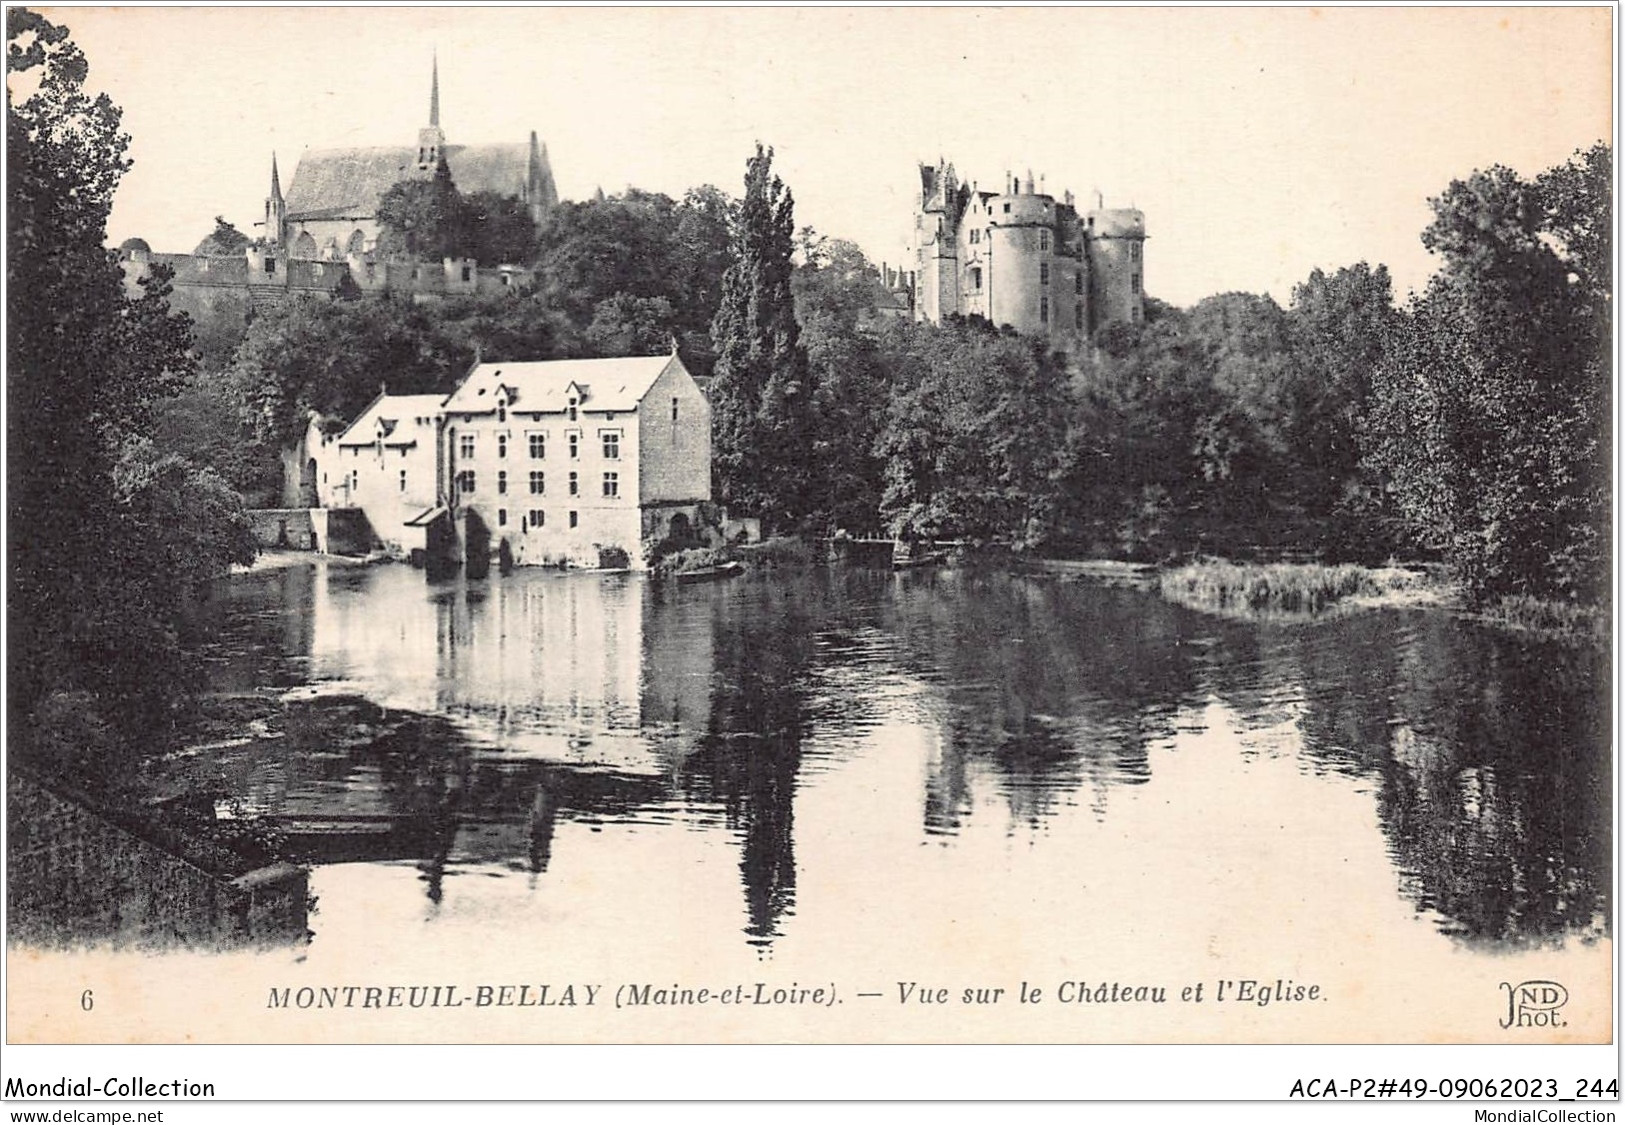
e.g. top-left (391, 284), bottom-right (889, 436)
top-left (498, 406), bottom-right (507, 424)
top-left (399, 469), bottom-right (407, 492)
top-left (569, 510), bottom-right (578, 529)
top-left (1075, 303), bottom-right (1084, 331)
top-left (568, 432), bottom-right (579, 459)
top-left (349, 470), bottom-right (358, 493)
top-left (568, 400), bottom-right (578, 421)
top-left (528, 433), bottom-right (545, 459)
top-left (1131, 242), bottom-right (1141, 262)
top-left (970, 267), bottom-right (982, 291)
top-left (1132, 272), bottom-right (1141, 294)
top-left (1040, 297), bottom-right (1049, 324)
top-left (970, 229), bottom-right (980, 244)
top-left (671, 397), bottom-right (679, 422)
top-left (265, 257), bottom-right (277, 275)
top-left (601, 431), bottom-right (620, 459)
top-left (498, 470), bottom-right (508, 495)
top-left (1002, 203), bottom-right (1010, 214)
top-left (1040, 262), bottom-right (1050, 286)
top-left (602, 471), bottom-right (619, 498)
top-left (456, 470), bottom-right (476, 494)
top-left (1040, 230), bottom-right (1050, 252)
top-left (1075, 273), bottom-right (1084, 295)
top-left (568, 471), bottom-right (578, 496)
top-left (529, 470), bottom-right (545, 495)
top-left (462, 265), bottom-right (472, 282)
top-left (497, 434), bottom-right (508, 458)
top-left (459, 434), bottom-right (475, 459)
top-left (498, 509), bottom-right (507, 527)
top-left (529, 509), bottom-right (545, 528)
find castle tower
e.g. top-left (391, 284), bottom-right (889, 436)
top-left (1086, 199), bottom-right (1147, 329)
top-left (264, 153), bottom-right (286, 248)
top-left (914, 158), bottom-right (964, 322)
top-left (417, 54), bottom-right (445, 169)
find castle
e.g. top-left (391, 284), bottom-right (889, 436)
top-left (912, 160), bottom-right (1146, 347)
top-left (119, 60), bottom-right (556, 320)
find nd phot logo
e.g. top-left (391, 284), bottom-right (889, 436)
top-left (1499, 980), bottom-right (1568, 1029)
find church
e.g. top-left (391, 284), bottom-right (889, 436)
top-left (262, 57), bottom-right (560, 260)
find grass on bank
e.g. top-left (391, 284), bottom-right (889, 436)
top-left (1157, 559), bottom-right (1428, 615)
top-left (1475, 594), bottom-right (1610, 646)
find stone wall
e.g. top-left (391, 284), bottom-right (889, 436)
top-left (7, 773), bottom-right (308, 949)
top-left (246, 508), bottom-right (317, 550)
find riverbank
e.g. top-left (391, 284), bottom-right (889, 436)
top-left (1154, 557), bottom-right (1606, 647)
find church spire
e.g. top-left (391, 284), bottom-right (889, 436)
top-left (417, 53), bottom-right (445, 169)
top-left (265, 152), bottom-right (286, 247)
top-left (429, 51), bottom-right (440, 128)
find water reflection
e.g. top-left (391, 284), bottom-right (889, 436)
top-left (180, 561), bottom-right (1609, 952)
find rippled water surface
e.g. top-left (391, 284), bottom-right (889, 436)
top-left (179, 561), bottom-right (1611, 967)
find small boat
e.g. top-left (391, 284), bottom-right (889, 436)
top-left (675, 560), bottom-right (744, 584)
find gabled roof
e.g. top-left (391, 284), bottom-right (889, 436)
top-left (336, 393), bottom-right (448, 447)
top-left (442, 355), bottom-right (683, 417)
top-left (284, 143), bottom-right (538, 222)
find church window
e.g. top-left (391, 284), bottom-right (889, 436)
top-left (970, 267), bottom-right (982, 291)
top-left (1040, 263), bottom-right (1050, 286)
top-left (1040, 297), bottom-right (1049, 324)
top-left (528, 433), bottom-right (545, 459)
top-left (459, 434), bottom-right (476, 459)
top-left (498, 471), bottom-right (508, 495)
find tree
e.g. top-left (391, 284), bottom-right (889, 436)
top-left (194, 215), bottom-right (250, 256)
top-left (8, 9), bottom-right (244, 763)
top-left (709, 144), bottom-right (815, 530)
top-left (585, 294), bottom-right (677, 357)
top-left (876, 321), bottom-right (1072, 546)
top-left (376, 154), bottom-right (466, 260)
top-left (462, 190), bottom-right (537, 267)
top-left (1364, 147), bottom-right (1610, 602)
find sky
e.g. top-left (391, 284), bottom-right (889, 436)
top-left (44, 5), bottom-right (1615, 308)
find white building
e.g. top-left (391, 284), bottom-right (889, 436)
top-left (439, 352), bottom-right (712, 569)
top-left (313, 392), bottom-right (447, 557)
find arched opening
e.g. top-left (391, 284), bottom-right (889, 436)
top-left (346, 229), bottom-right (366, 255)
top-left (292, 231), bottom-right (317, 259)
top-left (302, 458), bottom-right (319, 508)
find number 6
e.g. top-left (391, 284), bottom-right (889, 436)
top-left (81, 990), bottom-right (93, 1011)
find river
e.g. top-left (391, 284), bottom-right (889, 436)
top-left (150, 558), bottom-right (1611, 1041)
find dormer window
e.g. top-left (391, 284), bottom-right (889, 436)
top-left (498, 406), bottom-right (506, 424)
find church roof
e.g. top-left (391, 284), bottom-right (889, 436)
top-left (443, 356), bottom-right (683, 417)
top-left (284, 144), bottom-right (540, 222)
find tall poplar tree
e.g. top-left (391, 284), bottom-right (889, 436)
top-left (709, 144), bottom-right (815, 531)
